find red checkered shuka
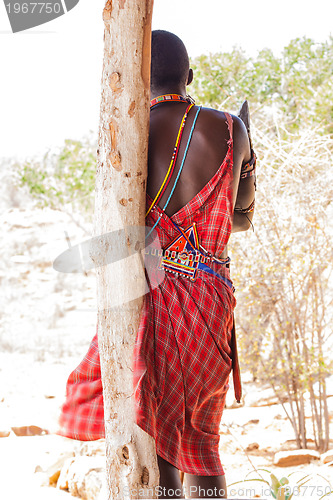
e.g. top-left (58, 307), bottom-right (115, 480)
top-left (58, 113), bottom-right (237, 476)
top-left (57, 334), bottom-right (104, 441)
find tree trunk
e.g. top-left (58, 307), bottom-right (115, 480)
top-left (93, 1), bottom-right (157, 499)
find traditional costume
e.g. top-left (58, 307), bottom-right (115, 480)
top-left (58, 95), bottom-right (242, 476)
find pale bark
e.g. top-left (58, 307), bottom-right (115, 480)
top-left (92, 1), bottom-right (158, 499)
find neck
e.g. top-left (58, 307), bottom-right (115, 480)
top-left (150, 86), bottom-right (187, 100)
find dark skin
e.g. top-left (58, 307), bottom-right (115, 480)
top-left (148, 70), bottom-right (255, 498)
top-left (148, 70), bottom-right (255, 260)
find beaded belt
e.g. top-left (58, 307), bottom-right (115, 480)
top-left (145, 244), bottom-right (233, 291)
top-left (162, 248), bottom-right (230, 282)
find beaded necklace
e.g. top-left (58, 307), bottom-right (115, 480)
top-left (150, 93), bottom-right (194, 109)
top-left (146, 94), bottom-right (195, 217)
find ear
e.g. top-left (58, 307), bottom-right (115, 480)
top-left (187, 68), bottom-right (193, 86)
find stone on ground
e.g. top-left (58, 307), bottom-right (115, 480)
top-left (273, 449), bottom-right (320, 467)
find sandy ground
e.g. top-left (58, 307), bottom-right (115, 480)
top-left (0, 206), bottom-right (332, 499)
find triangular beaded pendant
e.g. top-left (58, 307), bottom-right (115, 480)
top-left (159, 223), bottom-right (200, 281)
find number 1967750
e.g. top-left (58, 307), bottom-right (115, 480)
top-left (5, 3), bottom-right (62, 14)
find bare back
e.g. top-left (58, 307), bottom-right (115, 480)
top-left (147, 103), bottom-right (251, 218)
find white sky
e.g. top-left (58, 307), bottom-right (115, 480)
top-left (0, 0), bottom-right (332, 160)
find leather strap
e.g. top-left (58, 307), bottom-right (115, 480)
top-left (231, 316), bottom-right (242, 403)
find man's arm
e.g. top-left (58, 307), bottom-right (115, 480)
top-left (231, 115), bottom-right (256, 233)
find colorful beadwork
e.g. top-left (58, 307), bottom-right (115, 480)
top-left (150, 93), bottom-right (191, 109)
top-left (145, 107), bottom-right (201, 240)
top-left (146, 102), bottom-right (194, 217)
top-left (146, 95), bottom-right (231, 284)
top-left (160, 224), bottom-right (200, 281)
top-left (240, 151), bottom-right (256, 179)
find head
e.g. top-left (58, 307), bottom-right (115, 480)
top-left (151, 30), bottom-right (193, 95)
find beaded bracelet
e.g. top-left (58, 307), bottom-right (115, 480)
top-left (234, 199), bottom-right (255, 214)
top-left (240, 150), bottom-right (256, 179)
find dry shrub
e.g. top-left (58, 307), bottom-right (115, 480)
top-left (231, 119), bottom-right (333, 452)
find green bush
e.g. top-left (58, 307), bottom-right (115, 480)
top-left (17, 133), bottom-right (97, 214)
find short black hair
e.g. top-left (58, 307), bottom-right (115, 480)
top-left (151, 30), bottom-right (190, 89)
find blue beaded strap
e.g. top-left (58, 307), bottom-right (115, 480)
top-left (145, 106), bottom-right (201, 240)
top-left (197, 261), bottom-right (233, 290)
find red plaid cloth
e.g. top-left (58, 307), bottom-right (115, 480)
top-left (57, 334), bottom-right (104, 441)
top-left (58, 113), bottom-right (237, 476)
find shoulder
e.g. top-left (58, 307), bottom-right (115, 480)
top-left (198, 107), bottom-right (247, 133)
top-left (195, 106), bottom-right (230, 136)
top-left (197, 107), bottom-right (249, 146)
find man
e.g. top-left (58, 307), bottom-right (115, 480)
top-left (58, 30), bottom-right (255, 499)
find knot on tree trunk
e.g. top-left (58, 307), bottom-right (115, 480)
top-left (141, 466), bottom-right (149, 485)
top-left (110, 72), bottom-right (124, 95)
